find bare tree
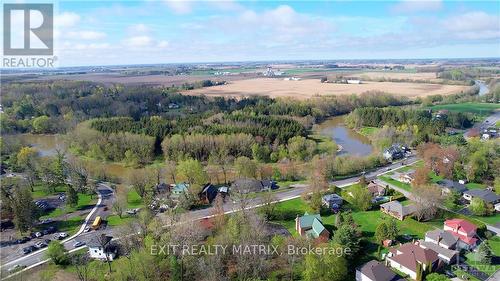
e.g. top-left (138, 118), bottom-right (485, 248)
top-left (112, 188), bottom-right (127, 218)
top-left (164, 160), bottom-right (177, 183)
top-left (412, 184), bottom-right (443, 221)
top-left (128, 169), bottom-right (154, 198)
top-left (72, 252), bottom-right (90, 281)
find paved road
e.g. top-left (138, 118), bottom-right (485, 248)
top-left (0, 184), bottom-right (114, 276)
top-left (1, 157), bottom-right (417, 279)
top-left (465, 110), bottom-right (500, 138)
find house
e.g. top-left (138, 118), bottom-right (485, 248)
top-left (443, 219), bottom-right (478, 250)
top-left (380, 201), bottom-right (416, 221)
top-left (367, 181), bottom-right (386, 197)
top-left (418, 240), bottom-right (458, 264)
top-left (198, 183), bottom-right (218, 203)
top-left (383, 145), bottom-right (405, 161)
top-left (88, 235), bottom-right (117, 261)
top-left (356, 260), bottom-right (403, 281)
top-left (463, 189), bottom-right (500, 204)
top-left (322, 194), bottom-right (343, 208)
top-left (231, 179), bottom-right (278, 194)
top-left (437, 179), bottom-right (467, 195)
top-left (386, 242), bottom-right (440, 280)
top-left (295, 212), bottom-right (329, 241)
top-left (424, 229), bottom-right (458, 249)
top-left (155, 183), bottom-right (170, 195)
top-left (398, 170), bottom-right (415, 184)
top-left (170, 183), bottom-right (189, 197)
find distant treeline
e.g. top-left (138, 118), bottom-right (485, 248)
top-left (68, 122), bottom-right (155, 166)
top-left (90, 113), bottom-right (306, 146)
top-left (346, 107), bottom-right (473, 135)
top-left (1, 81), bottom-right (413, 135)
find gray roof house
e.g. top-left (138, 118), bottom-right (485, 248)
top-left (231, 179), bottom-right (278, 194)
top-left (356, 260), bottom-right (403, 281)
top-left (424, 229), bottom-right (458, 249)
top-left (383, 145), bottom-right (404, 161)
top-left (437, 179), bottom-right (468, 194)
top-left (380, 201), bottom-right (416, 221)
top-left (463, 189), bottom-right (500, 204)
top-left (322, 194), bottom-right (343, 208)
top-left (418, 240), bottom-right (458, 264)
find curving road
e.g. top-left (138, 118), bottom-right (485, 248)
top-left (0, 184), bottom-right (114, 277)
top-left (1, 157), bottom-right (417, 279)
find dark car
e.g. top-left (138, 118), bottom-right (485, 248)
top-left (29, 232), bottom-right (37, 239)
top-left (44, 239), bottom-right (51, 245)
top-left (47, 226), bottom-right (57, 234)
top-left (21, 236), bottom-right (31, 243)
top-left (22, 246), bottom-right (32, 255)
top-left (22, 245), bottom-right (37, 255)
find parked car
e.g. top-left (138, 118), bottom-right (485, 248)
top-left (73, 241), bottom-right (85, 248)
top-left (83, 226), bottom-right (91, 232)
top-left (39, 218), bottom-right (53, 225)
top-left (34, 241), bottom-right (47, 248)
top-left (54, 232), bottom-right (68, 240)
top-left (35, 232), bottom-right (43, 238)
top-left (22, 245), bottom-right (37, 254)
top-left (8, 264), bottom-right (26, 272)
top-left (22, 246), bottom-right (33, 255)
top-left (44, 239), bottom-right (51, 245)
top-left (47, 226), bottom-right (57, 234)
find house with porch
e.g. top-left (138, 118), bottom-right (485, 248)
top-left (295, 212), bottom-right (329, 242)
top-left (386, 242), bottom-right (440, 280)
top-left (380, 201), bottom-right (416, 221)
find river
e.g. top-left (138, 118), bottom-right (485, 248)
top-left (475, 80), bottom-right (489, 96)
top-left (313, 116), bottom-right (373, 157)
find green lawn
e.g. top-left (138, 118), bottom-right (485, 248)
top-left (465, 183), bottom-right (486, 190)
top-left (31, 183), bottom-right (67, 199)
top-left (470, 213), bottom-right (500, 226)
top-left (428, 103), bottom-right (500, 117)
top-left (127, 190), bottom-right (144, 209)
top-left (488, 236), bottom-right (500, 256)
top-left (465, 252), bottom-right (500, 276)
top-left (106, 214), bottom-right (135, 227)
top-left (309, 134), bottom-right (337, 154)
top-left (378, 175), bottom-right (412, 192)
top-left (358, 127), bottom-right (379, 137)
top-left (40, 193), bottom-right (96, 219)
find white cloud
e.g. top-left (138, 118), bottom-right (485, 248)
top-left (128, 23), bottom-right (150, 33)
top-left (163, 0), bottom-right (192, 15)
top-left (55, 12), bottom-right (81, 28)
top-left (157, 40), bottom-right (169, 48)
top-left (444, 11), bottom-right (499, 32)
top-left (391, 0), bottom-right (442, 14)
top-left (123, 35), bottom-right (154, 47)
top-left (67, 30), bottom-right (107, 40)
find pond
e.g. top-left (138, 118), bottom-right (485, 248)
top-left (314, 116), bottom-right (373, 157)
top-left (6, 134), bottom-right (134, 181)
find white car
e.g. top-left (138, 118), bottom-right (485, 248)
top-left (34, 241), bottom-right (47, 248)
top-left (83, 226), bottom-right (91, 232)
top-left (58, 232), bottom-right (68, 239)
top-left (73, 241), bottom-right (85, 248)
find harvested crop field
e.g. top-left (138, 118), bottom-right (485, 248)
top-left (185, 78), bottom-right (470, 99)
top-left (347, 71), bottom-right (441, 81)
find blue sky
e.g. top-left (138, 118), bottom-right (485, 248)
top-left (27, 1), bottom-right (500, 66)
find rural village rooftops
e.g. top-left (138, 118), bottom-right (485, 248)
top-left (358, 260), bottom-right (403, 281)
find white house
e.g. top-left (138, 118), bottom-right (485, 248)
top-left (88, 235), bottom-right (117, 261)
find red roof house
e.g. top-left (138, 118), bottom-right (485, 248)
top-left (443, 219), bottom-right (478, 250)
